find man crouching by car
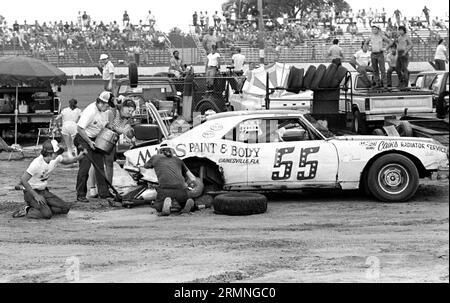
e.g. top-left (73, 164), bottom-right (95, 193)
top-left (12, 140), bottom-right (86, 219)
top-left (144, 142), bottom-right (196, 216)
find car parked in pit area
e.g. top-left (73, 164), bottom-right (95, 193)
top-left (124, 110), bottom-right (449, 203)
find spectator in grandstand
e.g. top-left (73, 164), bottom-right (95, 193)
top-left (123, 11), bottom-right (130, 26)
top-left (434, 39), bottom-right (448, 71)
top-left (365, 25), bottom-right (393, 88)
top-left (205, 44), bottom-right (221, 90)
top-left (231, 47), bottom-right (246, 76)
top-left (193, 11), bottom-right (198, 27)
top-left (199, 12), bottom-right (205, 28)
top-left (422, 6), bottom-right (430, 27)
top-left (202, 27), bottom-right (217, 53)
top-left (381, 8), bottom-right (387, 27)
top-left (99, 54), bottom-right (115, 91)
top-left (205, 12), bottom-right (210, 29)
top-left (82, 11), bottom-right (89, 28)
top-left (395, 26), bottom-right (412, 88)
top-left (335, 25), bottom-right (343, 35)
top-left (351, 41), bottom-right (373, 86)
top-left (213, 11), bottom-right (221, 28)
top-left (146, 10), bottom-right (156, 28)
top-left (386, 44), bottom-right (398, 87)
top-left (393, 9), bottom-right (402, 27)
top-left (169, 50), bottom-right (185, 77)
top-left (327, 38), bottom-right (344, 66)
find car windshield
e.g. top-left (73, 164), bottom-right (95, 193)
top-left (303, 114), bottom-right (335, 138)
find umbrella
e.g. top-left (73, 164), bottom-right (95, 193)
top-left (243, 62), bottom-right (291, 97)
top-left (0, 56), bottom-right (67, 145)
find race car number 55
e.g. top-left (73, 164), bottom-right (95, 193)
top-left (272, 146), bottom-right (320, 181)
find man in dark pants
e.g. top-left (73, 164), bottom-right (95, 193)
top-left (396, 26), bottom-right (413, 89)
top-left (74, 91), bottom-right (112, 202)
top-left (144, 142), bottom-right (196, 216)
top-left (12, 140), bottom-right (86, 219)
top-left (365, 25), bottom-right (392, 88)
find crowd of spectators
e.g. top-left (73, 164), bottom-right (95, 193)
top-left (0, 11), bottom-right (168, 58)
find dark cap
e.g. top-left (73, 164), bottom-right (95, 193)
top-left (42, 139), bottom-right (64, 155)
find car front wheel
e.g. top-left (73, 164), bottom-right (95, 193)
top-left (367, 154), bottom-right (419, 202)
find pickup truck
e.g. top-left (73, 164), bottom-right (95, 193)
top-left (412, 70), bottom-right (449, 118)
top-left (343, 72), bottom-right (435, 134)
top-left (0, 85), bottom-right (60, 136)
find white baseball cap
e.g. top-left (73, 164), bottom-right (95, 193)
top-left (97, 91), bottom-right (112, 103)
top-left (100, 54), bottom-right (108, 60)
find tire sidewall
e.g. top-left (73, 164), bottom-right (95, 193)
top-left (367, 154), bottom-right (419, 202)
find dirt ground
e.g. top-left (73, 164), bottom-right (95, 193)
top-left (0, 152), bottom-right (448, 283)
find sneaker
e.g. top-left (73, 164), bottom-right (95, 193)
top-left (161, 197), bottom-right (172, 216)
top-left (181, 198), bottom-right (195, 214)
top-left (77, 196), bottom-right (89, 203)
top-left (12, 205), bottom-right (29, 218)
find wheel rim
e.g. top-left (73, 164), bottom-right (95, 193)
top-left (377, 163), bottom-right (410, 195)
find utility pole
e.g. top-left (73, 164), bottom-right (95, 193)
top-left (257, 0), bottom-right (265, 64)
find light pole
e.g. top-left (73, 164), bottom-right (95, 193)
top-left (257, 0), bottom-right (265, 64)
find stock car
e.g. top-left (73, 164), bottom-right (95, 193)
top-left (124, 110), bottom-right (449, 202)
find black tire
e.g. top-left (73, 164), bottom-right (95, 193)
top-left (303, 65), bottom-right (316, 90)
top-left (286, 67), bottom-right (304, 94)
top-left (396, 121), bottom-right (413, 137)
top-left (359, 169), bottom-right (372, 197)
top-left (352, 110), bottom-right (367, 134)
top-left (436, 91), bottom-right (449, 119)
top-left (129, 63), bottom-right (138, 88)
top-left (310, 64), bottom-right (327, 90)
top-left (320, 63), bottom-right (338, 88)
top-left (213, 193), bottom-right (267, 216)
top-left (329, 65), bottom-right (348, 88)
top-left (367, 154), bottom-right (419, 202)
top-left (194, 98), bottom-right (223, 114)
top-left (372, 128), bottom-right (385, 136)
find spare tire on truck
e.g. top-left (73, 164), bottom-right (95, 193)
top-left (310, 64), bottom-right (327, 90)
top-left (319, 63), bottom-right (338, 88)
top-left (213, 193), bottom-right (267, 216)
top-left (303, 65), bottom-right (316, 90)
top-left (129, 63), bottom-right (138, 88)
top-left (329, 65), bottom-right (348, 88)
top-left (286, 67), bottom-right (304, 94)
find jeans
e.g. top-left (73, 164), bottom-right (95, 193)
top-left (397, 51), bottom-right (410, 86)
top-left (435, 59), bottom-right (446, 71)
top-left (371, 52), bottom-right (387, 86)
top-left (206, 67), bottom-right (218, 89)
top-left (154, 187), bottom-right (189, 212)
top-left (24, 189), bottom-right (71, 219)
top-left (74, 134), bottom-right (110, 198)
top-left (387, 66), bottom-right (397, 86)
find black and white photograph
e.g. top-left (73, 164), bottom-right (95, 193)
top-left (0, 0), bottom-right (448, 289)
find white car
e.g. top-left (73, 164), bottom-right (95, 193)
top-left (125, 110), bottom-right (448, 202)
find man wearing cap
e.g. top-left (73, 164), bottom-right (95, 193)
top-left (74, 91), bottom-right (112, 202)
top-left (99, 54), bottom-right (115, 92)
top-left (365, 25), bottom-right (393, 88)
top-left (12, 140), bottom-right (86, 219)
top-left (144, 142), bottom-right (196, 216)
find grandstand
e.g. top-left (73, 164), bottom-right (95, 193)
top-left (0, 8), bottom-right (448, 69)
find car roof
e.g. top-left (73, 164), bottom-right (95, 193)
top-left (206, 110), bottom-right (304, 121)
top-left (417, 71), bottom-right (448, 76)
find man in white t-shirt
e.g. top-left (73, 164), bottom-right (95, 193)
top-left (205, 45), bottom-right (221, 90)
top-left (351, 41), bottom-right (374, 86)
top-left (12, 140), bottom-right (86, 219)
top-left (434, 39), bottom-right (448, 71)
top-left (231, 47), bottom-right (246, 76)
top-left (74, 91), bottom-right (111, 202)
top-left (99, 54), bottom-right (115, 91)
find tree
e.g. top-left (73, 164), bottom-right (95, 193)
top-left (222, 0), bottom-right (350, 19)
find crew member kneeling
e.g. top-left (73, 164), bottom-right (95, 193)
top-left (12, 140), bottom-right (86, 219)
top-left (144, 142), bottom-right (196, 216)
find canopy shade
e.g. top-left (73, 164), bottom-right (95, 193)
top-left (0, 56), bottom-right (67, 87)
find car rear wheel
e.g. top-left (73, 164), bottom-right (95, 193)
top-left (367, 154), bottom-right (419, 202)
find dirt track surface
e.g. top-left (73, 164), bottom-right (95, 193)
top-left (0, 156), bottom-right (448, 283)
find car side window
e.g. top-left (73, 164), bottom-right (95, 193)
top-left (223, 118), bottom-right (310, 143)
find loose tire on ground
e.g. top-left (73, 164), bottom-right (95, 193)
top-left (303, 65), bottom-right (316, 90)
top-left (320, 63), bottom-right (338, 88)
top-left (213, 193), bottom-right (267, 216)
top-left (128, 63), bottom-right (138, 88)
top-left (367, 154), bottom-right (419, 202)
top-left (396, 121), bottom-right (413, 137)
top-left (310, 64), bottom-right (327, 90)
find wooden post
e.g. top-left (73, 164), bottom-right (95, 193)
top-left (257, 0), bottom-right (265, 64)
